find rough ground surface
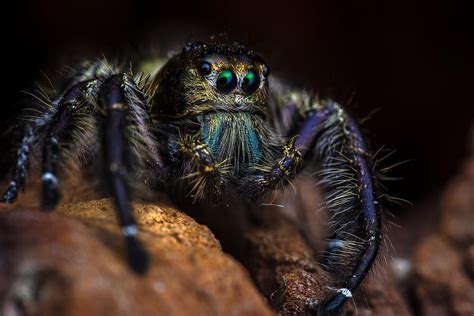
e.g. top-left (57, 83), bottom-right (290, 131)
top-left (243, 205), bottom-right (411, 315)
top-left (0, 199), bottom-right (272, 316)
top-left (410, 133), bottom-right (474, 316)
top-left (1, 130), bottom-right (473, 315)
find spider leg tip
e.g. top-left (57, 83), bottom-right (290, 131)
top-left (40, 188), bottom-right (61, 211)
top-left (126, 236), bottom-right (150, 275)
top-left (40, 171), bottom-right (62, 210)
top-left (320, 291), bottom-right (351, 315)
top-left (1, 183), bottom-right (19, 203)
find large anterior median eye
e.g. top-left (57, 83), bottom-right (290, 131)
top-left (216, 70), bottom-right (237, 93)
top-left (241, 70), bottom-right (260, 94)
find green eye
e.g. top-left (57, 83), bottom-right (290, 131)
top-left (241, 70), bottom-right (260, 94)
top-left (216, 70), bottom-right (237, 93)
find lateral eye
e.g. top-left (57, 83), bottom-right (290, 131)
top-left (241, 70), bottom-right (260, 94)
top-left (198, 61), bottom-right (212, 75)
top-left (216, 70), bottom-right (237, 93)
top-left (262, 64), bottom-right (270, 77)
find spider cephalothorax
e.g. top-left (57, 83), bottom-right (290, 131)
top-left (152, 42), bottom-right (280, 198)
top-left (2, 41), bottom-right (382, 315)
top-left (152, 42), bottom-right (270, 117)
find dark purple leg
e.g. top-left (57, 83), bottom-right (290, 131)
top-left (3, 60), bottom-right (160, 275)
top-left (295, 102), bottom-right (381, 314)
top-left (2, 126), bottom-right (34, 203)
top-left (41, 81), bottom-right (96, 210)
top-left (240, 105), bottom-right (332, 194)
top-left (99, 74), bottom-right (149, 274)
top-left (250, 100), bottom-right (381, 314)
top-left (176, 135), bottom-right (228, 201)
top-left (319, 112), bottom-right (381, 314)
top-left (295, 103), bottom-right (381, 314)
top-left (2, 97), bottom-right (63, 203)
top-left (2, 61), bottom-right (110, 204)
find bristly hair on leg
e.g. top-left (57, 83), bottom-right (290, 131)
top-left (119, 72), bottom-right (167, 195)
top-left (175, 132), bottom-right (231, 202)
top-left (316, 104), bottom-right (410, 286)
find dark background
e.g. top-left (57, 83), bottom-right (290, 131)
top-left (5, 1), bottom-right (473, 211)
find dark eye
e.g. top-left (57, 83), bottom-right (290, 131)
top-left (198, 61), bottom-right (212, 75)
top-left (216, 70), bottom-right (237, 93)
top-left (241, 70), bottom-right (260, 94)
top-left (262, 64), bottom-right (270, 77)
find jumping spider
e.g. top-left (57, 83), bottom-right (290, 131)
top-left (2, 42), bottom-right (382, 314)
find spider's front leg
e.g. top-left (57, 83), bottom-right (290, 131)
top-left (240, 136), bottom-right (303, 198)
top-left (244, 97), bottom-right (381, 314)
top-left (2, 61), bottom-right (165, 274)
top-left (2, 79), bottom-right (96, 206)
top-left (306, 101), bottom-right (381, 314)
top-left (170, 133), bottom-right (229, 201)
top-left (98, 74), bottom-right (153, 273)
top-left (2, 126), bottom-right (34, 203)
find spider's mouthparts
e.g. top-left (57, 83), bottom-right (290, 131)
top-left (198, 112), bottom-right (264, 171)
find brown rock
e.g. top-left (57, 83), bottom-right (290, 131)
top-left (466, 244), bottom-right (474, 279)
top-left (413, 235), bottom-right (474, 316)
top-left (439, 156), bottom-right (474, 245)
top-left (0, 199), bottom-right (273, 316)
top-left (244, 204), bottom-right (412, 316)
top-left (351, 267), bottom-right (411, 316)
top-left (408, 129), bottom-right (474, 316)
top-left (244, 213), bottom-right (330, 315)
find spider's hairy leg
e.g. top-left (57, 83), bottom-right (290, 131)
top-left (48, 68), bottom-right (160, 274)
top-left (40, 80), bottom-right (99, 209)
top-left (298, 102), bottom-right (381, 314)
top-left (2, 126), bottom-right (34, 203)
top-left (98, 74), bottom-right (151, 274)
top-left (2, 60), bottom-right (115, 205)
top-left (176, 134), bottom-right (229, 200)
top-left (3, 57), bottom-right (162, 274)
top-left (267, 84), bottom-right (381, 314)
top-left (49, 66), bottom-right (159, 274)
top-left (239, 137), bottom-right (302, 197)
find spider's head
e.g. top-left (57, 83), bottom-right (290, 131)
top-left (152, 42), bottom-right (270, 118)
